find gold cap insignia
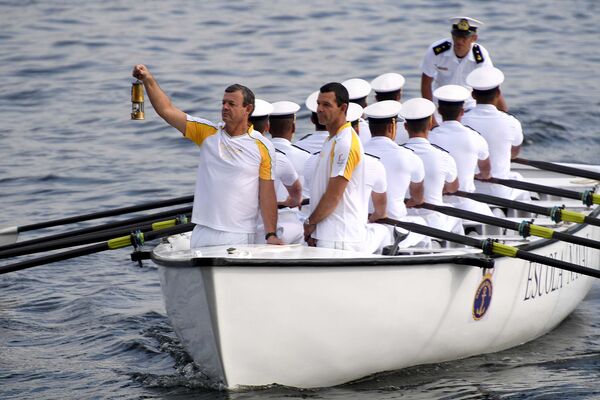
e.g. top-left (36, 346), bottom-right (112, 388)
top-left (457, 19), bottom-right (470, 31)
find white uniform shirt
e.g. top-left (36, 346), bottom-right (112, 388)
top-left (310, 123), bottom-right (367, 243)
top-left (461, 104), bottom-right (523, 179)
top-left (358, 118), bottom-right (371, 145)
top-left (364, 136), bottom-right (425, 219)
top-left (404, 137), bottom-right (457, 206)
top-left (275, 150), bottom-right (299, 202)
top-left (185, 115), bottom-right (276, 233)
top-left (364, 154), bottom-right (387, 216)
top-left (294, 131), bottom-right (330, 154)
top-left (429, 120), bottom-right (489, 192)
top-left (421, 38), bottom-right (493, 109)
top-left (270, 137), bottom-right (311, 176)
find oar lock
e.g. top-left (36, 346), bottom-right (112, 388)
top-left (130, 229), bottom-right (145, 267)
top-left (582, 189), bottom-right (595, 207)
top-left (517, 220), bottom-right (533, 238)
top-left (550, 206), bottom-right (565, 223)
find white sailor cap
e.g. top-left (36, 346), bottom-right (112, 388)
top-left (251, 98), bottom-right (273, 117)
top-left (399, 98), bottom-right (436, 120)
top-left (370, 73), bottom-right (406, 93)
top-left (433, 84), bottom-right (471, 103)
top-left (270, 101), bottom-right (300, 117)
top-left (346, 102), bottom-right (364, 123)
top-left (363, 100), bottom-right (402, 119)
top-left (305, 90), bottom-right (319, 113)
top-left (466, 66), bottom-right (505, 91)
top-left (342, 78), bottom-right (371, 100)
top-left (450, 16), bottom-right (483, 37)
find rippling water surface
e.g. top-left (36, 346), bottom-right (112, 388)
top-left (1, 1), bottom-right (599, 398)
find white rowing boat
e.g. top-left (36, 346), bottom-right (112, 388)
top-left (150, 165), bottom-right (600, 389)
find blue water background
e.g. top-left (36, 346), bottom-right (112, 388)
top-left (1, 0), bottom-right (599, 398)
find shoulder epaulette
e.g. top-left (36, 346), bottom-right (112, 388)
top-left (433, 41), bottom-right (451, 55)
top-left (297, 133), bottom-right (311, 141)
top-left (499, 110), bottom-right (518, 118)
top-left (472, 44), bottom-right (484, 64)
top-left (291, 144), bottom-right (311, 154)
top-left (312, 151), bottom-right (321, 155)
top-left (464, 125), bottom-right (483, 135)
top-left (400, 144), bottom-right (415, 152)
top-left (275, 148), bottom-right (287, 156)
top-left (364, 152), bottom-right (380, 160)
top-left (431, 143), bottom-right (450, 153)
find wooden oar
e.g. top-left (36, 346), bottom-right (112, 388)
top-left (0, 194), bottom-right (194, 245)
top-left (450, 191), bottom-right (600, 227)
top-left (513, 157), bottom-right (600, 181)
top-left (0, 223), bottom-right (194, 275)
top-left (477, 177), bottom-right (600, 206)
top-left (0, 206), bottom-right (192, 253)
top-left (419, 202), bottom-right (600, 250)
top-left (0, 214), bottom-right (191, 260)
top-left (376, 217), bottom-right (600, 279)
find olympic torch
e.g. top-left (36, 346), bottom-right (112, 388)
top-left (131, 80), bottom-right (144, 120)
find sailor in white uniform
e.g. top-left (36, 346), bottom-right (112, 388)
top-left (342, 78), bottom-right (372, 145)
top-left (370, 72), bottom-right (410, 145)
top-left (363, 100), bottom-right (431, 248)
top-left (251, 99), bottom-right (303, 244)
top-left (401, 98), bottom-right (464, 236)
top-left (269, 101), bottom-right (311, 179)
top-left (294, 90), bottom-right (330, 155)
top-left (420, 16), bottom-right (507, 124)
top-left (429, 84), bottom-right (495, 217)
top-left (462, 67), bottom-right (530, 202)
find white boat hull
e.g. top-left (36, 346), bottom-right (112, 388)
top-left (153, 164), bottom-right (600, 388)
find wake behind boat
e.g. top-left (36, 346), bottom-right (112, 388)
top-left (151, 164), bottom-right (600, 389)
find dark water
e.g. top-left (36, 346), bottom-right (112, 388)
top-left (1, 1), bottom-right (599, 398)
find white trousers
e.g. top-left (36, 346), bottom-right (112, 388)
top-left (190, 225), bottom-right (255, 249)
top-left (255, 208), bottom-right (304, 245)
top-left (317, 223), bottom-right (392, 254)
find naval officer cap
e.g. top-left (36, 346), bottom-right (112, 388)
top-left (364, 100), bottom-right (402, 120)
top-left (450, 16), bottom-right (483, 37)
top-left (270, 101), bottom-right (300, 119)
top-left (433, 84), bottom-right (471, 103)
top-left (251, 98), bottom-right (274, 117)
top-left (370, 73), bottom-right (406, 93)
top-left (466, 66), bottom-right (505, 91)
top-left (305, 90), bottom-right (319, 113)
top-left (346, 103), bottom-right (364, 123)
top-left (399, 98), bottom-right (436, 120)
top-left (342, 78), bottom-right (371, 100)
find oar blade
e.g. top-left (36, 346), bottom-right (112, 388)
top-left (0, 227), bottom-right (18, 246)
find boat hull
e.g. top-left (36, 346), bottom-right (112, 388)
top-left (155, 220), bottom-right (599, 388)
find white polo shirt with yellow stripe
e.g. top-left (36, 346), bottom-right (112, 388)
top-left (185, 115), bottom-right (276, 234)
top-left (309, 122), bottom-right (367, 244)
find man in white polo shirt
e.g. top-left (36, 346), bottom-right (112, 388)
top-left (132, 64), bottom-right (282, 247)
top-left (303, 82), bottom-right (374, 252)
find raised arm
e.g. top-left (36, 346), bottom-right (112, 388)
top-left (132, 64), bottom-right (187, 134)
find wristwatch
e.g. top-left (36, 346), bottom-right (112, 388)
top-left (265, 232), bottom-right (278, 240)
top-left (304, 218), bottom-right (316, 226)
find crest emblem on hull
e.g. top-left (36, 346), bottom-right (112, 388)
top-left (473, 274), bottom-right (493, 320)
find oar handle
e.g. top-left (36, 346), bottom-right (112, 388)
top-left (513, 158), bottom-right (600, 181)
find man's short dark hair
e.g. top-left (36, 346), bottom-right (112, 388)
top-left (438, 101), bottom-right (463, 121)
top-left (375, 90), bottom-right (401, 102)
top-left (225, 84), bottom-right (255, 108)
top-left (472, 87), bottom-right (499, 104)
top-left (405, 117), bottom-right (431, 134)
top-left (269, 116), bottom-right (294, 138)
top-left (320, 82), bottom-right (349, 107)
top-left (248, 115), bottom-right (268, 133)
top-left (368, 118), bottom-right (395, 136)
